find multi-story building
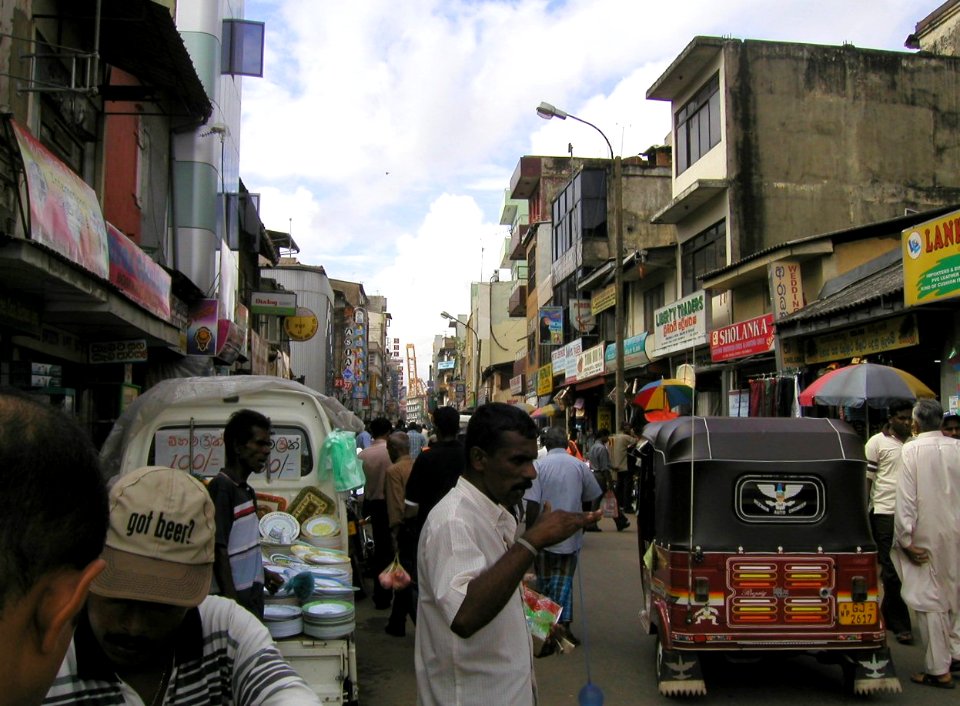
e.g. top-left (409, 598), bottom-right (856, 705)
top-left (329, 278), bottom-right (369, 417)
top-left (645, 35), bottom-right (960, 413)
top-left (432, 334), bottom-right (459, 408)
top-left (0, 0), bottom-right (273, 442)
top-left (366, 295), bottom-right (391, 419)
top-left (505, 151), bottom-right (675, 427)
top-left (468, 278), bottom-right (525, 406)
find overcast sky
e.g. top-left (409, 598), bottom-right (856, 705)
top-left (240, 0), bottom-right (934, 382)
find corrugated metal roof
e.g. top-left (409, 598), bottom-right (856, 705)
top-left (778, 260), bottom-right (903, 323)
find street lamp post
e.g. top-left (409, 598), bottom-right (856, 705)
top-left (441, 311), bottom-right (482, 410)
top-left (536, 101), bottom-right (626, 430)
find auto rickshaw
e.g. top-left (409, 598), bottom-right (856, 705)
top-left (637, 416), bottom-right (900, 696)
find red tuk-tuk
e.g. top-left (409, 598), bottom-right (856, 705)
top-left (637, 416), bottom-right (900, 695)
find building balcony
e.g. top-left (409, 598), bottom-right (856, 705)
top-left (508, 285), bottom-right (527, 317)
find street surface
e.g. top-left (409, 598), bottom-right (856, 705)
top-left (352, 514), bottom-right (935, 704)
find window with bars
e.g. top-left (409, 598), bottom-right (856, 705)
top-left (681, 220), bottom-right (726, 295)
top-left (675, 73), bottom-right (721, 175)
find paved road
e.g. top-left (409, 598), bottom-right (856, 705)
top-left (352, 514), bottom-right (935, 704)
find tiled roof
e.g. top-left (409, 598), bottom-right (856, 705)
top-left (779, 260), bottom-right (903, 323)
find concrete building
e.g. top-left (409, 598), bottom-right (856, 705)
top-left (366, 295), bottom-right (391, 419)
top-left (262, 258), bottom-right (335, 395)
top-left (645, 35), bottom-right (960, 412)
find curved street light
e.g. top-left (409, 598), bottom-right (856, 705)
top-left (441, 311), bottom-right (482, 410)
top-left (536, 101), bottom-right (626, 430)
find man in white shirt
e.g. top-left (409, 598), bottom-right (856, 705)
top-left (415, 403), bottom-right (601, 706)
top-left (893, 399), bottom-right (960, 689)
top-left (864, 400), bottom-right (914, 645)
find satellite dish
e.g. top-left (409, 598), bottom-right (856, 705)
top-left (676, 363), bottom-right (696, 390)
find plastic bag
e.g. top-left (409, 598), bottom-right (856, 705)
top-left (600, 488), bottom-right (619, 518)
top-left (379, 553), bottom-right (412, 590)
top-left (319, 430), bottom-right (366, 492)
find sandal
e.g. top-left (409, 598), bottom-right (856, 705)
top-left (911, 673), bottom-right (954, 689)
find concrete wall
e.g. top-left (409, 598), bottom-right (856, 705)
top-left (726, 39), bottom-right (960, 258)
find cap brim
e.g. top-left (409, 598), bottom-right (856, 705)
top-left (91, 546), bottom-right (212, 608)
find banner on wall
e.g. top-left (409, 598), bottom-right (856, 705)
top-left (10, 120), bottom-right (109, 279)
top-left (651, 291), bottom-right (708, 358)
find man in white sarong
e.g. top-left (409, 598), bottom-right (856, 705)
top-left (893, 398), bottom-right (960, 689)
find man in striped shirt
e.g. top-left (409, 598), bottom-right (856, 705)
top-left (208, 409), bottom-right (282, 620)
top-left (43, 466), bottom-right (319, 705)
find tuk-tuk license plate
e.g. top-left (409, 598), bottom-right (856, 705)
top-left (838, 602), bottom-right (877, 625)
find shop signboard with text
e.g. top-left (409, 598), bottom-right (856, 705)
top-left (591, 284), bottom-right (617, 315)
top-left (769, 260), bottom-right (804, 320)
top-left (561, 338), bottom-right (583, 384)
top-left (651, 291), bottom-right (708, 358)
top-left (537, 363), bottom-right (553, 395)
top-left (902, 209), bottom-right (960, 306)
top-left (576, 343), bottom-right (606, 381)
top-left (551, 346), bottom-right (567, 378)
top-left (539, 307), bottom-right (564, 345)
top-left (803, 314), bottom-right (919, 365)
top-left (604, 332), bottom-right (652, 371)
top-left (710, 314), bottom-right (776, 362)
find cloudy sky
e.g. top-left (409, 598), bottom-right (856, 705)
top-left (240, 0), bottom-right (933, 379)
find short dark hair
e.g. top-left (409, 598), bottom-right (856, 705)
top-left (596, 428), bottom-right (610, 440)
top-left (913, 398), bottom-right (943, 433)
top-left (465, 402), bottom-right (537, 457)
top-left (0, 389), bottom-right (108, 612)
top-left (370, 417), bottom-right (392, 438)
top-left (887, 400), bottom-right (913, 419)
top-left (224, 409), bottom-right (271, 465)
top-left (543, 426), bottom-right (568, 450)
top-left (433, 406), bottom-right (460, 437)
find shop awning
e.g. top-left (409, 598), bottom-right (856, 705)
top-left (83, 0), bottom-right (212, 122)
top-left (575, 377), bottom-right (606, 391)
top-left (0, 239), bottom-right (179, 348)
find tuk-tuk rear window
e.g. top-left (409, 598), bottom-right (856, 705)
top-left (735, 475), bottom-right (825, 524)
top-left (148, 425), bottom-right (314, 479)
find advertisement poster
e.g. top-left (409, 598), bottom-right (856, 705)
top-left (11, 120), bottom-right (109, 279)
top-left (539, 307), bottom-right (564, 345)
top-left (187, 299), bottom-right (218, 355)
top-left (652, 291), bottom-right (708, 358)
top-left (902, 209), bottom-right (960, 306)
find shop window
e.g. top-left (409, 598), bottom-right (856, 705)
top-left (675, 73), bottom-right (721, 175)
top-left (222, 20), bottom-right (265, 77)
top-left (681, 220), bottom-right (726, 296)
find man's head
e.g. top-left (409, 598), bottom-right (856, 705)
top-left (370, 417), bottom-right (392, 439)
top-left (387, 431), bottom-right (410, 463)
top-left (0, 389), bottom-right (108, 706)
top-left (912, 398), bottom-right (944, 434)
top-left (941, 412), bottom-right (960, 439)
top-left (432, 406), bottom-right (460, 439)
top-left (465, 403), bottom-right (538, 507)
top-left (886, 400), bottom-right (914, 440)
top-left (223, 409), bottom-right (272, 477)
top-left (88, 466), bottom-right (215, 669)
top-left (596, 429), bottom-right (610, 442)
top-left (543, 426), bottom-right (568, 451)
